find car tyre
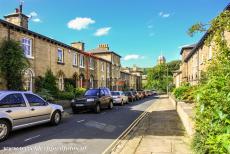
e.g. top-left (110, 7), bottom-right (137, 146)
top-left (72, 108), bottom-right (78, 114)
top-left (108, 101), bottom-right (113, 109)
top-left (121, 100), bottom-right (124, 106)
top-left (94, 103), bottom-right (101, 113)
top-left (0, 120), bottom-right (10, 142)
top-left (50, 111), bottom-right (61, 126)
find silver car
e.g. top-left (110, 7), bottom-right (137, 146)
top-left (111, 91), bottom-right (129, 105)
top-left (0, 91), bottom-right (64, 141)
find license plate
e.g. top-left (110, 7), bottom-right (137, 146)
top-left (87, 99), bottom-right (94, 102)
top-left (75, 104), bottom-right (84, 107)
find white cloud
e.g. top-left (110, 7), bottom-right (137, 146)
top-left (124, 54), bottom-right (145, 61)
top-left (32, 18), bottom-right (41, 23)
top-left (28, 11), bottom-right (38, 18)
top-left (67, 17), bottom-right (95, 30)
top-left (28, 11), bottom-right (42, 23)
top-left (94, 27), bottom-right (111, 36)
top-left (159, 12), bottom-right (170, 18)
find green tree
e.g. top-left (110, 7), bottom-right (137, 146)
top-left (146, 60), bottom-right (180, 92)
top-left (0, 39), bottom-right (29, 90)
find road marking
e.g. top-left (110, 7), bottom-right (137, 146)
top-left (101, 112), bottom-right (106, 114)
top-left (102, 99), bottom-right (154, 154)
top-left (77, 120), bottom-right (85, 123)
top-left (24, 135), bottom-right (41, 142)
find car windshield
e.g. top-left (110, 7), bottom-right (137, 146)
top-left (125, 92), bottom-right (132, 96)
top-left (85, 89), bottom-right (99, 96)
top-left (111, 92), bottom-right (120, 96)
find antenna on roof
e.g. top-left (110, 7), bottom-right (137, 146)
top-left (19, 0), bottom-right (24, 13)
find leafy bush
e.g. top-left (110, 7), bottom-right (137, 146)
top-left (36, 88), bottom-right (54, 102)
top-left (42, 69), bottom-right (59, 96)
top-left (57, 91), bottom-right (75, 100)
top-left (190, 10), bottom-right (230, 154)
top-left (173, 83), bottom-right (190, 100)
top-left (75, 88), bottom-right (86, 97)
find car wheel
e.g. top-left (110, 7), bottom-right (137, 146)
top-left (108, 101), bottom-right (113, 109)
top-left (0, 120), bottom-right (10, 142)
top-left (50, 111), bottom-right (61, 126)
top-left (94, 103), bottom-right (101, 113)
top-left (72, 108), bottom-right (78, 114)
top-left (121, 100), bottom-right (124, 106)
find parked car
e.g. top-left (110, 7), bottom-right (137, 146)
top-left (0, 91), bottom-right (64, 142)
top-left (132, 91), bottom-right (139, 100)
top-left (137, 91), bottom-right (144, 99)
top-left (124, 91), bottom-right (136, 102)
top-left (71, 88), bottom-right (113, 114)
top-left (111, 91), bottom-right (128, 105)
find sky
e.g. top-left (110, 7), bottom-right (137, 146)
top-left (0, 0), bottom-right (229, 68)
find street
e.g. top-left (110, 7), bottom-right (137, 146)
top-left (0, 96), bottom-right (156, 154)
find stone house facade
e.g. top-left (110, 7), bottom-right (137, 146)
top-left (174, 4), bottom-right (230, 87)
top-left (0, 6), bottom-right (143, 91)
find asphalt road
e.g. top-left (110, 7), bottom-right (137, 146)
top-left (0, 96), bottom-right (157, 154)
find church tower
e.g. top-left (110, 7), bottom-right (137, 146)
top-left (157, 55), bottom-right (166, 65)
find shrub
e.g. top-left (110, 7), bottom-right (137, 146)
top-left (75, 88), bottom-right (86, 97)
top-left (173, 83), bottom-right (190, 101)
top-left (36, 88), bottom-right (54, 102)
top-left (42, 69), bottom-right (59, 96)
top-left (57, 91), bottom-right (75, 100)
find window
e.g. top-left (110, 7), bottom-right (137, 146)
top-left (73, 52), bottom-right (77, 66)
top-left (80, 54), bottom-right (84, 68)
top-left (25, 94), bottom-right (46, 106)
top-left (101, 62), bottom-right (104, 72)
top-left (22, 38), bottom-right (32, 58)
top-left (209, 46), bottom-right (212, 60)
top-left (57, 48), bottom-right (64, 63)
top-left (89, 58), bottom-right (94, 69)
top-left (58, 75), bottom-right (64, 91)
top-left (0, 94), bottom-right (26, 108)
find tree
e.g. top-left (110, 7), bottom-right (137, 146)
top-left (0, 39), bottom-right (29, 90)
top-left (188, 10), bottom-right (230, 154)
top-left (145, 60), bottom-right (180, 92)
top-left (42, 69), bottom-right (59, 96)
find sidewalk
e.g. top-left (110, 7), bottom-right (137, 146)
top-left (111, 95), bottom-right (192, 154)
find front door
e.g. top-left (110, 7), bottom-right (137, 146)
top-left (24, 93), bottom-right (52, 124)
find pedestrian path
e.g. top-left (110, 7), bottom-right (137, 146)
top-left (111, 95), bottom-right (192, 154)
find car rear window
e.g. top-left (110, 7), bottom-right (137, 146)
top-left (111, 92), bottom-right (120, 96)
top-left (85, 89), bottom-right (99, 96)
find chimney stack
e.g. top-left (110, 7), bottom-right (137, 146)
top-left (71, 42), bottom-right (85, 51)
top-left (99, 44), bottom-right (109, 50)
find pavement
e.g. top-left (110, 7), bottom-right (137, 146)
top-left (0, 96), bottom-right (156, 154)
top-left (109, 95), bottom-right (192, 154)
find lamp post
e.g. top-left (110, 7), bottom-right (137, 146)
top-left (166, 65), bottom-right (169, 96)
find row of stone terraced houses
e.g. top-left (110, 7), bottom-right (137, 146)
top-left (0, 6), bottom-right (142, 91)
top-left (174, 3), bottom-right (230, 87)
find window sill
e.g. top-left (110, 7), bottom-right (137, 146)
top-left (80, 66), bottom-right (85, 69)
top-left (57, 62), bottom-right (65, 65)
top-left (90, 68), bottom-right (94, 70)
top-left (73, 65), bottom-right (78, 68)
top-left (26, 55), bottom-right (34, 59)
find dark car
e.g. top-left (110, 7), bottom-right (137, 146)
top-left (71, 88), bottom-right (113, 113)
top-left (124, 91), bottom-right (136, 102)
top-left (132, 91), bottom-right (139, 100)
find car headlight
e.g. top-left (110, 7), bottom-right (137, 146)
top-left (71, 99), bottom-right (75, 103)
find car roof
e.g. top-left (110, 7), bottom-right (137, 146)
top-left (0, 91), bottom-right (34, 94)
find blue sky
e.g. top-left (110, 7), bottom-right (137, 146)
top-left (0, 0), bottom-right (229, 67)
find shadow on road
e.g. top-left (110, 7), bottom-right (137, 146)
top-left (0, 96), bottom-right (157, 149)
